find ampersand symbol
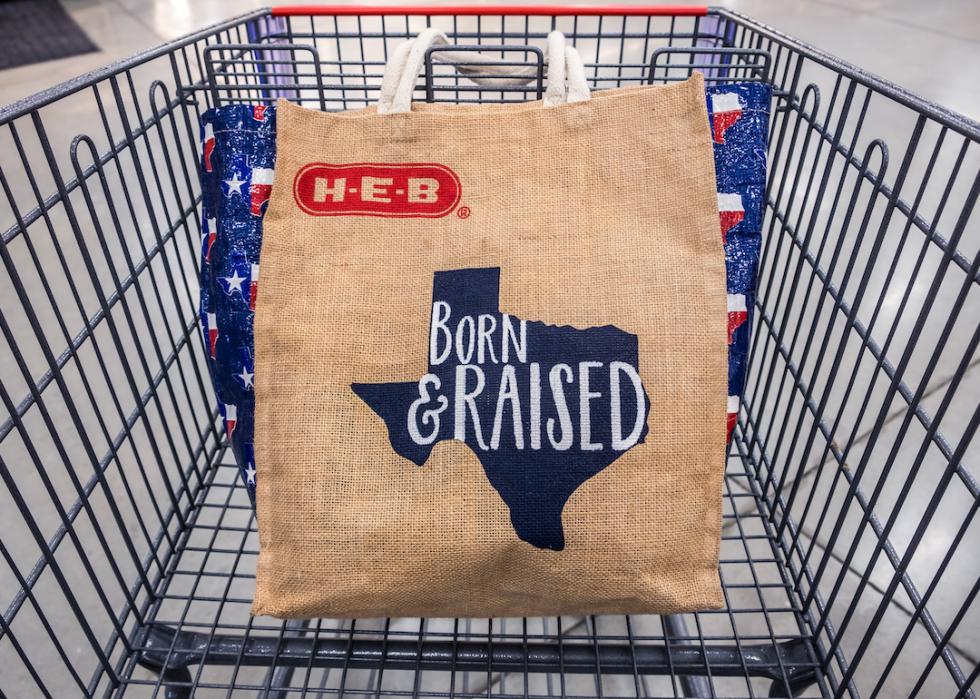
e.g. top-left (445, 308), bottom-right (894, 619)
top-left (407, 374), bottom-right (449, 445)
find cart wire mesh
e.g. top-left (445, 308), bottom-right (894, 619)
top-left (0, 5), bottom-right (977, 698)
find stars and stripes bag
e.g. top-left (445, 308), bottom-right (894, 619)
top-left (707, 83), bottom-right (770, 441)
top-left (245, 30), bottom-right (730, 620)
top-left (198, 103), bottom-right (275, 499)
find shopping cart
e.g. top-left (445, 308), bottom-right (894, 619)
top-left (0, 4), bottom-right (977, 698)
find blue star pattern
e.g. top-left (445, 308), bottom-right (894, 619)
top-left (198, 103), bottom-right (275, 501)
top-left (707, 83), bottom-right (770, 440)
top-left (197, 84), bottom-right (769, 502)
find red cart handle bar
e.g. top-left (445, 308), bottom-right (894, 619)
top-left (272, 5), bottom-right (709, 17)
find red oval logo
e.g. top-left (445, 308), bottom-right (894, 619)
top-left (293, 162), bottom-right (462, 218)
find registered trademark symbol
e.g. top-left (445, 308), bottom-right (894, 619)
top-left (457, 206), bottom-right (471, 219)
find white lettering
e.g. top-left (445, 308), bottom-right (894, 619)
top-left (420, 304), bottom-right (648, 454)
top-left (407, 374), bottom-right (447, 445)
top-left (529, 362), bottom-right (541, 450)
top-left (361, 176), bottom-right (392, 202)
top-left (547, 364), bottom-right (573, 450)
top-left (454, 365), bottom-right (488, 450)
top-left (579, 361), bottom-right (603, 451)
top-left (610, 362), bottom-right (646, 450)
top-left (477, 314), bottom-right (498, 364)
top-left (407, 177), bottom-right (439, 203)
top-left (313, 176), bottom-right (345, 202)
top-left (429, 302), bottom-right (452, 365)
top-left (455, 316), bottom-right (476, 364)
top-left (490, 365), bottom-right (524, 450)
top-left (501, 314), bottom-right (527, 363)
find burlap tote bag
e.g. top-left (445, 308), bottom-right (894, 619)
top-left (253, 30), bottom-right (728, 619)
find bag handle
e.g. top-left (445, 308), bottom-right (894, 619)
top-left (377, 29), bottom-right (590, 115)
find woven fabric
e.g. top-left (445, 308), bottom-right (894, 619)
top-left (248, 74), bottom-right (727, 619)
top-left (197, 82), bottom-right (770, 506)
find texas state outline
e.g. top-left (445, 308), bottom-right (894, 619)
top-left (352, 267), bottom-right (650, 551)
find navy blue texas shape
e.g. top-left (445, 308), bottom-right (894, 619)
top-left (352, 268), bottom-right (650, 551)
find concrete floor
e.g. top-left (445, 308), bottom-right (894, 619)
top-left (0, 1), bottom-right (977, 698)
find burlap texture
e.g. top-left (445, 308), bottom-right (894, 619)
top-left (253, 73), bottom-right (727, 619)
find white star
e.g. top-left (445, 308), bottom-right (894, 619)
top-left (224, 173), bottom-right (245, 196)
top-left (244, 464), bottom-right (256, 485)
top-left (237, 365), bottom-right (254, 389)
top-left (224, 270), bottom-right (246, 293)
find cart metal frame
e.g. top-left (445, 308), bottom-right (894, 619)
top-left (0, 5), bottom-right (977, 698)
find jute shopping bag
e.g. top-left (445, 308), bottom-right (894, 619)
top-left (252, 31), bottom-right (727, 619)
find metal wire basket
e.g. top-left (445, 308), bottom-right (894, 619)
top-left (0, 5), bottom-right (977, 698)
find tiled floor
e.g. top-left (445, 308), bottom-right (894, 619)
top-left (1, 1), bottom-right (977, 698)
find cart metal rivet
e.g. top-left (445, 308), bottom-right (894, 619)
top-left (0, 5), bottom-right (977, 698)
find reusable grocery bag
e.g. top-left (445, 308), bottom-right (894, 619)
top-left (195, 82), bottom-right (770, 505)
top-left (198, 104), bottom-right (276, 500)
top-left (252, 31), bottom-right (728, 619)
top-left (706, 83), bottom-right (771, 440)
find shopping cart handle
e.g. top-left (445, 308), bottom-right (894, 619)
top-left (271, 5), bottom-right (709, 16)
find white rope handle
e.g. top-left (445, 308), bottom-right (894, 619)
top-left (377, 29), bottom-right (590, 115)
top-left (563, 41), bottom-right (591, 105)
top-left (376, 39), bottom-right (417, 115)
top-left (543, 30), bottom-right (567, 108)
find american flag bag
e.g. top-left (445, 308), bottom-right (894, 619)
top-left (706, 83), bottom-right (770, 441)
top-left (198, 103), bottom-right (275, 501)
